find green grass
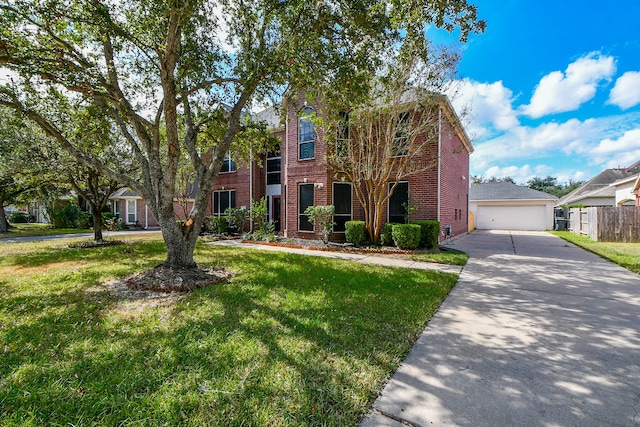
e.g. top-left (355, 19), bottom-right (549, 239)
top-left (409, 248), bottom-right (469, 266)
top-left (0, 236), bottom-right (458, 426)
top-left (551, 231), bottom-right (640, 274)
top-left (0, 223), bottom-right (91, 238)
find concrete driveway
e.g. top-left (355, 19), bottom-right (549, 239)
top-left (362, 230), bottom-right (640, 426)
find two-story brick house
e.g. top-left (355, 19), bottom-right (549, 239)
top-left (210, 94), bottom-right (473, 242)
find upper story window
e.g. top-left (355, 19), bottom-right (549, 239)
top-left (221, 152), bottom-right (236, 173)
top-left (336, 111), bottom-right (349, 157)
top-left (266, 155), bottom-right (281, 185)
top-left (392, 112), bottom-right (410, 157)
top-left (298, 107), bottom-right (315, 160)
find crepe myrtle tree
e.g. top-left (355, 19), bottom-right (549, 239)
top-left (321, 49), bottom-right (470, 244)
top-left (0, 0), bottom-right (484, 278)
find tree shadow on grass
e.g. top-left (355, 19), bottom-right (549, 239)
top-left (0, 245), bottom-right (456, 426)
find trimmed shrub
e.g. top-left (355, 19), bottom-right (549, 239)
top-left (7, 212), bottom-right (33, 223)
top-left (224, 207), bottom-right (248, 233)
top-left (305, 205), bottom-right (335, 244)
top-left (345, 220), bottom-right (366, 246)
top-left (412, 220), bottom-right (440, 249)
top-left (391, 223), bottom-right (421, 250)
top-left (380, 222), bottom-right (400, 246)
top-left (208, 215), bottom-right (228, 234)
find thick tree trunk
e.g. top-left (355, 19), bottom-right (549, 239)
top-left (0, 207), bottom-right (8, 233)
top-left (92, 209), bottom-right (103, 242)
top-left (156, 204), bottom-right (200, 269)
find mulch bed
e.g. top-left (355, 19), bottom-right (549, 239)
top-left (125, 264), bottom-right (232, 293)
top-left (69, 240), bottom-right (126, 249)
top-left (240, 239), bottom-right (416, 255)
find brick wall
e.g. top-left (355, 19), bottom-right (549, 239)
top-left (282, 103), bottom-right (332, 239)
top-left (438, 111), bottom-right (471, 240)
top-left (200, 99), bottom-right (470, 242)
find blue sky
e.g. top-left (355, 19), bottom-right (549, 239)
top-left (429, 0), bottom-right (640, 185)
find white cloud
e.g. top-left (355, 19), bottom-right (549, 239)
top-left (589, 128), bottom-right (640, 168)
top-left (608, 71), bottom-right (640, 109)
top-left (449, 79), bottom-right (519, 139)
top-left (521, 52), bottom-right (616, 118)
top-left (471, 117), bottom-right (598, 171)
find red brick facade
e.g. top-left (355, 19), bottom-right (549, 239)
top-left (242, 97), bottom-right (473, 242)
top-left (110, 97), bottom-right (472, 241)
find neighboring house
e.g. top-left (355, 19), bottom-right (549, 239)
top-left (611, 173), bottom-right (640, 206)
top-left (556, 161), bottom-right (640, 207)
top-left (109, 188), bottom-right (159, 228)
top-left (470, 182), bottom-right (556, 231)
top-left (214, 95), bottom-right (473, 241)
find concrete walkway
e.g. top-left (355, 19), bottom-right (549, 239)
top-left (208, 239), bottom-right (463, 274)
top-left (361, 230), bottom-right (640, 426)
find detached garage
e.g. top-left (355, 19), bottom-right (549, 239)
top-left (470, 183), bottom-right (557, 231)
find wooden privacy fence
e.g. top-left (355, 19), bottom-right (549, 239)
top-left (569, 206), bottom-right (640, 242)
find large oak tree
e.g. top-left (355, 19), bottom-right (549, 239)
top-left (0, 0), bottom-right (484, 282)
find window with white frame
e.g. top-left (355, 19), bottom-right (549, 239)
top-left (332, 182), bottom-right (352, 232)
top-left (298, 107), bottom-right (315, 160)
top-left (126, 199), bottom-right (136, 224)
top-left (212, 190), bottom-right (236, 216)
top-left (388, 182), bottom-right (409, 223)
top-left (221, 152), bottom-right (237, 173)
top-left (298, 183), bottom-right (314, 231)
top-left (113, 200), bottom-right (120, 217)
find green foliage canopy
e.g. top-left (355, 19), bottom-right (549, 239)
top-left (0, 0), bottom-right (485, 269)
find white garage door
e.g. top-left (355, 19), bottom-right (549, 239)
top-left (476, 205), bottom-right (547, 231)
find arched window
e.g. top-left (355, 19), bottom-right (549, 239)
top-left (298, 107), bottom-right (315, 160)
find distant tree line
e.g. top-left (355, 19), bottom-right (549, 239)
top-left (471, 175), bottom-right (584, 198)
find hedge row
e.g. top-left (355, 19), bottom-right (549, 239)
top-left (345, 220), bottom-right (441, 249)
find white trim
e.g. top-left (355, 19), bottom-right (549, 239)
top-left (126, 199), bottom-right (137, 224)
top-left (212, 189), bottom-right (236, 216)
top-left (220, 152), bottom-right (237, 174)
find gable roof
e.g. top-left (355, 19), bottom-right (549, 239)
top-left (109, 187), bottom-right (142, 199)
top-left (470, 182), bottom-right (556, 201)
top-left (254, 105), bottom-right (284, 130)
top-left (557, 161), bottom-right (640, 206)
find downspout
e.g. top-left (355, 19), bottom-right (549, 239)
top-left (437, 107), bottom-right (442, 223)
top-left (250, 148), bottom-right (254, 232)
top-left (284, 113), bottom-right (289, 237)
top-left (145, 203), bottom-right (148, 229)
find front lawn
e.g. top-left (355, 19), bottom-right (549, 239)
top-left (409, 248), bottom-right (469, 266)
top-left (551, 231), bottom-right (640, 274)
top-left (0, 223), bottom-right (91, 238)
top-left (0, 237), bottom-right (457, 426)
